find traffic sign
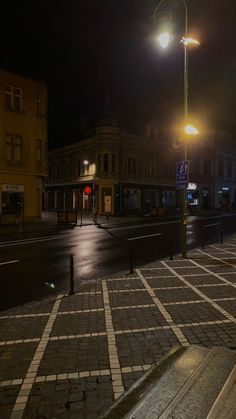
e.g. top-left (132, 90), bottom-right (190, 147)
top-left (176, 161), bottom-right (189, 189)
top-left (84, 186), bottom-right (92, 194)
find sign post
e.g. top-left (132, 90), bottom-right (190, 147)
top-left (176, 161), bottom-right (189, 258)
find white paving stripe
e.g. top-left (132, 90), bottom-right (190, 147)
top-left (112, 304), bottom-right (156, 310)
top-left (1, 365), bottom-right (152, 388)
top-left (191, 257), bottom-right (236, 289)
top-left (102, 280), bottom-right (124, 400)
top-left (162, 262), bottom-right (236, 325)
top-left (0, 235), bottom-right (70, 248)
top-left (136, 269), bottom-right (189, 347)
top-left (210, 245), bottom-right (236, 258)
top-left (10, 294), bottom-right (64, 419)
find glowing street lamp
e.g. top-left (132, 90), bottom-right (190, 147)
top-left (184, 124), bottom-right (199, 135)
top-left (158, 32), bottom-right (171, 48)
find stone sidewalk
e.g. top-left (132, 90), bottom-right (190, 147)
top-left (1, 238), bottom-right (236, 418)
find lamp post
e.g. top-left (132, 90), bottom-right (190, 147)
top-left (154, 0), bottom-right (199, 257)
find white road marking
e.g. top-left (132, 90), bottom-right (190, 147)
top-left (109, 219), bottom-right (181, 232)
top-left (0, 233), bottom-right (71, 248)
top-left (0, 260), bottom-right (19, 266)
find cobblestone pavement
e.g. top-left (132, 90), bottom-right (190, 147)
top-left (1, 238), bottom-right (236, 418)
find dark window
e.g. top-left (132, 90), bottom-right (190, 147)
top-left (5, 134), bottom-right (23, 163)
top-left (103, 153), bottom-right (109, 172)
top-left (36, 95), bottom-right (42, 116)
top-left (5, 85), bottom-right (13, 110)
top-left (111, 154), bottom-right (116, 172)
top-left (36, 139), bottom-right (43, 163)
top-left (77, 159), bottom-right (81, 176)
top-left (128, 157), bottom-right (136, 175)
top-left (14, 88), bottom-right (22, 112)
top-left (56, 163), bottom-right (60, 179)
top-left (203, 160), bottom-right (210, 175)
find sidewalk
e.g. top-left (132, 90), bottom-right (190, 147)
top-left (1, 237), bottom-right (236, 418)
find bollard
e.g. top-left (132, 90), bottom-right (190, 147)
top-left (129, 242), bottom-right (134, 274)
top-left (169, 235), bottom-right (173, 260)
top-left (220, 225), bottom-right (223, 244)
top-left (80, 213), bottom-right (83, 227)
top-left (201, 228), bottom-right (205, 249)
top-left (69, 254), bottom-right (75, 295)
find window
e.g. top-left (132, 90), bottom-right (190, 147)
top-left (77, 159), bottom-right (81, 176)
top-left (217, 157), bottom-right (224, 177)
top-left (226, 159), bottom-right (232, 177)
top-left (36, 139), bottom-right (43, 164)
top-left (5, 134), bottom-right (13, 161)
top-left (14, 88), bottom-right (22, 111)
top-left (5, 85), bottom-right (13, 110)
top-left (103, 153), bottom-right (109, 172)
top-left (128, 157), bottom-right (136, 175)
top-left (111, 154), bottom-right (116, 172)
top-left (36, 95), bottom-right (42, 116)
top-left (56, 163), bottom-right (60, 179)
top-left (14, 136), bottom-right (23, 162)
top-left (5, 85), bottom-right (22, 111)
top-left (203, 160), bottom-right (210, 175)
top-left (5, 134), bottom-right (23, 163)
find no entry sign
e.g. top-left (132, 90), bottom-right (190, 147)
top-left (84, 186), bottom-right (92, 194)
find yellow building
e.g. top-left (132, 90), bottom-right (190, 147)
top-left (0, 67), bottom-right (47, 224)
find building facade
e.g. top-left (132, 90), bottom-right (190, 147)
top-left (214, 133), bottom-right (236, 210)
top-left (46, 117), bottom-right (177, 216)
top-left (0, 67), bottom-right (47, 224)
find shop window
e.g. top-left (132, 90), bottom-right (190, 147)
top-left (2, 191), bottom-right (23, 215)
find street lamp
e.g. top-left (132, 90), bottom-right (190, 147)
top-left (154, 0), bottom-right (200, 257)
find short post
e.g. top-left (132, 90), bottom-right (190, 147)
top-left (129, 241), bottom-right (134, 274)
top-left (220, 224), bottom-right (223, 244)
top-left (69, 254), bottom-right (75, 295)
top-left (202, 228), bottom-right (205, 249)
top-left (169, 234), bottom-right (173, 260)
top-left (80, 213), bottom-right (83, 227)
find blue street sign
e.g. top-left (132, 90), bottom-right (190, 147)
top-left (176, 161), bottom-right (189, 189)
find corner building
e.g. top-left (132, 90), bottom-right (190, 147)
top-left (0, 67), bottom-right (47, 224)
top-left (46, 112), bottom-right (177, 215)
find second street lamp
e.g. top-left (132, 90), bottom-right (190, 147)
top-left (154, 0), bottom-right (200, 257)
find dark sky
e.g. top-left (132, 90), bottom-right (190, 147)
top-left (1, 0), bottom-right (236, 148)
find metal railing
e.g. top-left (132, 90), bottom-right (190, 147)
top-left (201, 222), bottom-right (223, 249)
top-left (127, 232), bottom-right (173, 274)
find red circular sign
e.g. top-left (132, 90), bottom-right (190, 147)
top-left (84, 186), bottom-right (92, 194)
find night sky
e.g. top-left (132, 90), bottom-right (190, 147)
top-left (1, 0), bottom-right (236, 148)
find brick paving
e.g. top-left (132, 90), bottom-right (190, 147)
top-left (0, 238), bottom-right (236, 418)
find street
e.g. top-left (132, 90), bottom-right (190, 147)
top-left (0, 214), bottom-right (236, 311)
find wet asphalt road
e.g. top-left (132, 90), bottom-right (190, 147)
top-left (0, 214), bottom-right (236, 311)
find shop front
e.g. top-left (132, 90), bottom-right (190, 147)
top-left (1, 184), bottom-right (24, 225)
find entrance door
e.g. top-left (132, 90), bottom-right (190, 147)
top-left (104, 196), bottom-right (112, 213)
